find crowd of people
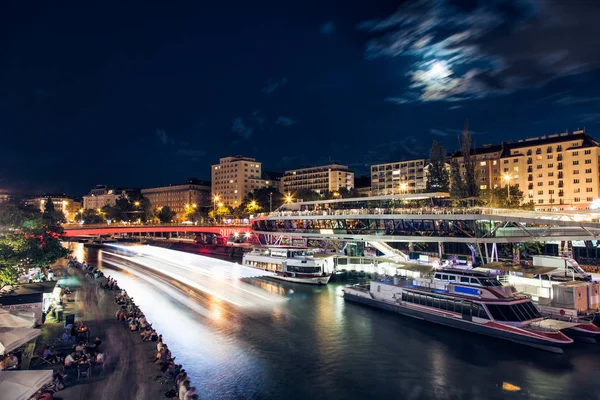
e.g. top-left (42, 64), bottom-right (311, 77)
top-left (106, 277), bottom-right (199, 399)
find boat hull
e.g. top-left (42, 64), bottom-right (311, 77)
top-left (270, 274), bottom-right (331, 285)
top-left (343, 291), bottom-right (572, 353)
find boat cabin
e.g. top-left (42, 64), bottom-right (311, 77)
top-left (434, 269), bottom-right (502, 287)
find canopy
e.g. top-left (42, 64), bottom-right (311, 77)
top-left (0, 327), bottom-right (41, 355)
top-left (0, 370), bottom-right (53, 400)
top-left (0, 309), bottom-right (35, 329)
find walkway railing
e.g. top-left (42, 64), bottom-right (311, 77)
top-left (63, 222), bottom-right (250, 229)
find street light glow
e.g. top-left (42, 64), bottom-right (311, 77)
top-left (134, 201), bottom-right (140, 207)
top-left (285, 193), bottom-right (293, 203)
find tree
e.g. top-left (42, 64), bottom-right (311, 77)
top-left (291, 189), bottom-right (322, 203)
top-left (78, 209), bottom-right (105, 224)
top-left (484, 186), bottom-right (530, 209)
top-left (208, 204), bottom-right (232, 222)
top-left (449, 157), bottom-right (465, 198)
top-left (0, 201), bottom-right (70, 287)
top-left (42, 197), bottom-right (66, 225)
top-left (459, 126), bottom-right (479, 198)
top-left (157, 206), bottom-right (176, 223)
top-left (426, 141), bottom-right (449, 191)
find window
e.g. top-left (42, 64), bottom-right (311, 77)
top-left (503, 160), bottom-right (509, 164)
top-left (547, 164), bottom-right (553, 168)
top-left (503, 168), bottom-right (509, 172)
top-left (588, 197), bottom-right (594, 202)
top-left (575, 197), bottom-right (581, 202)
top-left (587, 188), bottom-right (593, 192)
top-left (574, 179), bottom-right (580, 184)
top-left (574, 170), bottom-right (580, 175)
top-left (586, 178), bottom-right (593, 183)
top-left (586, 169), bottom-right (593, 173)
top-left (538, 190), bottom-right (543, 195)
top-left (548, 181), bottom-right (554, 186)
top-left (585, 159), bottom-right (592, 164)
top-left (585, 149), bottom-right (592, 155)
top-left (573, 160), bottom-right (579, 165)
top-left (514, 159), bottom-right (518, 163)
top-left (537, 182), bottom-right (543, 186)
top-left (548, 172), bottom-right (554, 177)
top-left (572, 151), bottom-right (579, 156)
top-left (574, 188), bottom-right (580, 193)
top-left (480, 161), bottom-right (487, 166)
top-left (480, 185), bottom-right (487, 190)
top-left (513, 166), bottom-right (518, 172)
top-left (548, 155), bottom-right (553, 159)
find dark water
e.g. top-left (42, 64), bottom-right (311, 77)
top-left (69, 243), bottom-right (600, 400)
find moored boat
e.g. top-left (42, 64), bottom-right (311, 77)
top-left (343, 273), bottom-right (574, 353)
top-left (242, 247), bottom-right (331, 285)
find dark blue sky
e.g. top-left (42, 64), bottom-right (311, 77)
top-left (2, 0), bottom-right (600, 195)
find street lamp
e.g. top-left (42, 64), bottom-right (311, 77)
top-left (285, 193), bottom-right (292, 204)
top-left (400, 183), bottom-right (408, 195)
top-left (503, 174), bottom-right (512, 198)
top-left (134, 201), bottom-right (140, 207)
top-left (269, 192), bottom-right (273, 213)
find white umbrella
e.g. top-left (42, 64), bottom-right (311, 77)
top-left (0, 309), bottom-right (35, 329)
top-left (0, 327), bottom-right (41, 355)
top-left (0, 370), bottom-right (53, 400)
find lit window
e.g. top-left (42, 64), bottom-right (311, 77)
top-left (480, 161), bottom-right (487, 166)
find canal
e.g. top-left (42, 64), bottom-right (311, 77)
top-left (69, 243), bottom-right (600, 400)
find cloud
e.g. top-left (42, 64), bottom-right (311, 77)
top-left (252, 110), bottom-right (266, 124)
top-left (262, 77), bottom-right (288, 94)
top-left (275, 116), bottom-right (296, 127)
top-left (384, 96), bottom-right (411, 105)
top-left (176, 149), bottom-right (206, 158)
top-left (554, 95), bottom-right (600, 106)
top-left (155, 129), bottom-right (174, 145)
top-left (320, 22), bottom-right (335, 35)
top-left (429, 128), bottom-right (449, 137)
top-left (231, 117), bottom-right (253, 139)
top-left (359, 0), bottom-right (600, 102)
top-left (448, 105), bottom-right (463, 110)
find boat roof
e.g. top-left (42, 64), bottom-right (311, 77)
top-left (435, 268), bottom-right (494, 278)
top-left (478, 262), bottom-right (556, 275)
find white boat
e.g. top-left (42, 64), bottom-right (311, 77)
top-left (242, 247), bottom-right (331, 285)
top-left (344, 271), bottom-right (578, 353)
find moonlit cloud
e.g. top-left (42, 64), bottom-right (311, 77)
top-left (155, 129), bottom-right (174, 145)
top-left (320, 22), bottom-right (335, 35)
top-left (359, 0), bottom-right (600, 102)
top-left (231, 117), bottom-right (253, 139)
top-left (262, 77), bottom-right (288, 94)
top-left (275, 116), bottom-right (296, 127)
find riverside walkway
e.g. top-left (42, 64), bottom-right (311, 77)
top-left (31, 263), bottom-right (168, 400)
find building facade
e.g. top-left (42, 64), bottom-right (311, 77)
top-left (211, 155), bottom-right (262, 206)
top-left (281, 163), bottom-right (354, 194)
top-left (141, 178), bottom-right (211, 215)
top-left (27, 196), bottom-right (81, 222)
top-left (449, 130), bottom-right (600, 211)
top-left (82, 185), bottom-right (126, 210)
top-left (370, 159), bottom-right (426, 195)
top-left (499, 130), bottom-right (600, 211)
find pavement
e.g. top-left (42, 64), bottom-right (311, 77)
top-left (29, 264), bottom-right (173, 400)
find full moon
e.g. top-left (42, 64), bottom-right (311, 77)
top-left (428, 61), bottom-right (451, 79)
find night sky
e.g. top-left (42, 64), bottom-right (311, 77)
top-left (2, 0), bottom-right (600, 195)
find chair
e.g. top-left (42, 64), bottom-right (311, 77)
top-left (77, 363), bottom-right (91, 380)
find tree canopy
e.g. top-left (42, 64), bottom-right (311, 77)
top-left (0, 201), bottom-right (70, 288)
top-left (426, 141), bottom-right (449, 192)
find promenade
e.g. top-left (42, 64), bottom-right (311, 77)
top-left (31, 264), bottom-right (168, 400)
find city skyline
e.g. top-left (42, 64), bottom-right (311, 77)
top-left (2, 1), bottom-right (600, 195)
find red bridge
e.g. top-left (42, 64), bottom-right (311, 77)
top-left (62, 224), bottom-right (251, 238)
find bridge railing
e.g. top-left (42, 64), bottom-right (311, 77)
top-left (63, 222), bottom-right (250, 229)
top-left (261, 207), bottom-right (600, 222)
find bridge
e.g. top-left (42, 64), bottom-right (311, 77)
top-left (62, 224), bottom-right (251, 238)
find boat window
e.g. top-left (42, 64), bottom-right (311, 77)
top-left (435, 273), bottom-right (442, 280)
top-left (442, 274), bottom-right (449, 281)
top-left (469, 278), bottom-right (480, 285)
top-left (460, 277), bottom-right (470, 284)
top-left (448, 275), bottom-right (456, 283)
top-left (485, 304), bottom-right (539, 322)
top-left (479, 278), bottom-right (502, 287)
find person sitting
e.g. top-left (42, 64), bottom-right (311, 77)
top-left (184, 386), bottom-right (197, 400)
top-left (43, 346), bottom-right (60, 364)
top-left (178, 380), bottom-right (190, 400)
top-left (64, 352), bottom-right (76, 368)
top-left (129, 320), bottom-right (138, 331)
top-left (94, 336), bottom-right (102, 348)
top-left (75, 342), bottom-right (85, 353)
top-left (149, 330), bottom-right (158, 342)
top-left (157, 339), bottom-right (164, 352)
top-left (140, 328), bottom-right (152, 341)
top-left (4, 353), bottom-right (18, 369)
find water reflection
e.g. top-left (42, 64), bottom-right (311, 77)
top-left (62, 243), bottom-right (600, 399)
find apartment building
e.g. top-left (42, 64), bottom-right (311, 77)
top-left (451, 144), bottom-right (504, 192)
top-left (281, 163), bottom-right (354, 194)
top-left (499, 130), bottom-right (600, 211)
top-left (83, 185), bottom-right (127, 210)
top-left (27, 196), bottom-right (81, 222)
top-left (141, 178), bottom-right (211, 215)
top-left (211, 155), bottom-right (262, 206)
top-left (370, 159), bottom-right (426, 195)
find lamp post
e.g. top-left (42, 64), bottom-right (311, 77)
top-left (269, 192), bottom-right (273, 213)
top-left (503, 174), bottom-right (512, 199)
top-left (213, 195), bottom-right (219, 222)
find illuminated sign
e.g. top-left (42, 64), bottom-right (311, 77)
top-left (454, 286), bottom-right (479, 296)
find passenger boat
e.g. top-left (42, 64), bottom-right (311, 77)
top-left (433, 269), bottom-right (600, 341)
top-left (343, 270), bottom-right (577, 353)
top-left (242, 247), bottom-right (331, 285)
